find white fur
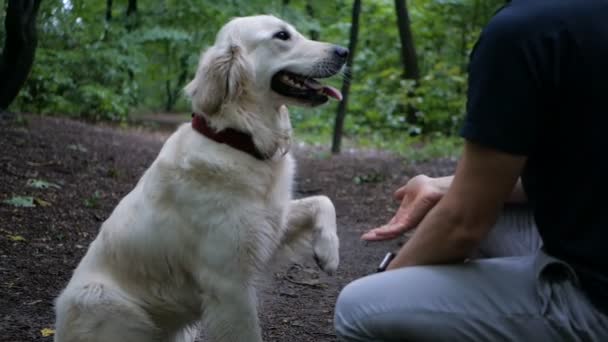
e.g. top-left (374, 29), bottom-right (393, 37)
top-left (54, 15), bottom-right (342, 342)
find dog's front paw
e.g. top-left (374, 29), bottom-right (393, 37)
top-left (313, 231), bottom-right (339, 274)
top-left (312, 196), bottom-right (339, 274)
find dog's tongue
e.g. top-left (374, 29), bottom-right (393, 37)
top-left (322, 86), bottom-right (343, 101)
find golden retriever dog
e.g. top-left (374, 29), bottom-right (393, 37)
top-left (54, 15), bottom-right (347, 342)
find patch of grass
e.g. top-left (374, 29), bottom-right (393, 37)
top-left (399, 134), bottom-right (463, 162)
top-left (294, 128), bottom-right (463, 162)
top-left (353, 173), bottom-right (384, 184)
top-left (84, 190), bottom-right (102, 208)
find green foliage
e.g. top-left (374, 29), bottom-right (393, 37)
top-left (320, 0), bottom-right (503, 139)
top-left (6, 0), bottom-right (504, 153)
top-left (12, 0), bottom-right (142, 120)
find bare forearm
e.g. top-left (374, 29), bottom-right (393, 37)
top-left (431, 176), bottom-right (527, 203)
top-left (430, 176), bottom-right (452, 195)
top-left (387, 204), bottom-right (480, 269)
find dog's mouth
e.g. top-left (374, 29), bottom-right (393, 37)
top-left (271, 70), bottom-right (343, 105)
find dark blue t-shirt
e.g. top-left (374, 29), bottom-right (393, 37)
top-left (461, 0), bottom-right (608, 313)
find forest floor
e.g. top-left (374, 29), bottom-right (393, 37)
top-left (0, 115), bottom-right (456, 342)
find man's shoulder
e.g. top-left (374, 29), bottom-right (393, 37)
top-left (488, 0), bottom-right (607, 39)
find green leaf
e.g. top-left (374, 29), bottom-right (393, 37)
top-left (8, 234), bottom-right (26, 242)
top-left (67, 144), bottom-right (88, 153)
top-left (26, 179), bottom-right (61, 189)
top-left (3, 196), bottom-right (35, 207)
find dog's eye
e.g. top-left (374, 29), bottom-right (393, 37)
top-left (273, 31), bottom-right (291, 41)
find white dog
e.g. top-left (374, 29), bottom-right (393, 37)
top-left (54, 15), bottom-right (347, 342)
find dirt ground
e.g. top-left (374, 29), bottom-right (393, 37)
top-left (0, 115), bottom-right (456, 342)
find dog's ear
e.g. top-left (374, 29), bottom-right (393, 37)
top-left (185, 43), bottom-right (253, 115)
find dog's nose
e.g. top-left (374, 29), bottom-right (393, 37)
top-left (333, 46), bottom-right (349, 59)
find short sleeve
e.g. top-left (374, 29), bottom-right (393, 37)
top-left (460, 11), bottom-right (545, 156)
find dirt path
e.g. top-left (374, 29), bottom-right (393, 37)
top-left (0, 116), bottom-right (455, 342)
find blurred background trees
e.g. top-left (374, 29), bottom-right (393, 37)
top-left (1, 0), bottom-right (505, 153)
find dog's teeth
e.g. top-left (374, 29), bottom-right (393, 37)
top-left (286, 77), bottom-right (301, 88)
top-left (281, 73), bottom-right (312, 90)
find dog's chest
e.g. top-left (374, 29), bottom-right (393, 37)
top-left (192, 155), bottom-right (295, 275)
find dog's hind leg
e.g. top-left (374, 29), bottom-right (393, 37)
top-left (278, 195), bottom-right (340, 273)
top-left (54, 282), bottom-right (164, 342)
top-left (202, 285), bottom-right (262, 342)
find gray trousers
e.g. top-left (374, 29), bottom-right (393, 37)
top-left (334, 206), bottom-right (608, 341)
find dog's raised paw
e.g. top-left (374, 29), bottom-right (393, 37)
top-left (313, 232), bottom-right (339, 274)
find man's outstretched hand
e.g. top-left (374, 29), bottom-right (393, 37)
top-left (361, 175), bottom-right (445, 241)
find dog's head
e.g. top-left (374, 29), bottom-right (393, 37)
top-left (185, 15), bottom-right (348, 115)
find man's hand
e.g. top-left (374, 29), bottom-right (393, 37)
top-left (361, 175), bottom-right (446, 241)
top-left (385, 142), bottom-right (527, 269)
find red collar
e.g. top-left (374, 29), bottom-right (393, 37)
top-left (191, 113), bottom-right (267, 161)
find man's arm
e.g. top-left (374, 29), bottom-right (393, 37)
top-left (429, 175), bottom-right (526, 203)
top-left (387, 141), bottom-right (526, 269)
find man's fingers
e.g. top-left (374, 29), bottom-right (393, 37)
top-left (374, 223), bottom-right (405, 236)
top-left (361, 224), bottom-right (404, 241)
top-left (394, 186), bottom-right (408, 201)
top-left (361, 230), bottom-right (399, 241)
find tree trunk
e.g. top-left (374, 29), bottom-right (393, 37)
top-left (106, 0), bottom-right (113, 22)
top-left (394, 0), bottom-right (420, 129)
top-left (124, 0), bottom-right (137, 87)
top-left (331, 0), bottom-right (361, 154)
top-left (0, 0), bottom-right (42, 111)
top-left (127, 0), bottom-right (137, 17)
top-left (394, 0), bottom-right (419, 80)
top-left (463, 0), bottom-right (481, 70)
top-left (281, 0), bottom-right (290, 16)
top-left (305, 0), bottom-right (319, 41)
top-left (103, 0), bottom-right (113, 41)
top-left (165, 55), bottom-right (189, 112)
top-left (126, 0), bottom-right (137, 31)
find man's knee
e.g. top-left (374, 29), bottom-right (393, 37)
top-left (334, 272), bottom-right (432, 341)
top-left (335, 276), bottom-right (377, 341)
top-left (334, 266), bottom-right (485, 341)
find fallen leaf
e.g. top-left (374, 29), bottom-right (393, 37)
top-left (2, 196), bottom-right (35, 207)
top-left (8, 235), bottom-right (26, 242)
top-left (26, 161), bottom-right (57, 167)
top-left (34, 198), bottom-right (52, 207)
top-left (67, 144), bottom-right (88, 153)
top-left (26, 179), bottom-right (61, 189)
top-left (40, 328), bottom-right (55, 337)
